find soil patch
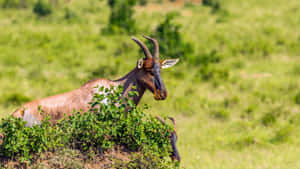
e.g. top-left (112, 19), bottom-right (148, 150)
top-left (0, 145), bottom-right (133, 169)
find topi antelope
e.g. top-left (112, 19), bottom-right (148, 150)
top-left (12, 35), bottom-right (179, 126)
top-left (12, 35), bottom-right (180, 161)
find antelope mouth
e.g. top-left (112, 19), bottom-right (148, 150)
top-left (154, 89), bottom-right (167, 100)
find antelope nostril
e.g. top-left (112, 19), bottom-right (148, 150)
top-left (162, 91), bottom-right (167, 98)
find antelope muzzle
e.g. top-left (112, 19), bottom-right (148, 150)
top-left (153, 73), bottom-right (167, 100)
top-left (154, 88), bottom-right (167, 100)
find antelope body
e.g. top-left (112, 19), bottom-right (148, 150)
top-left (12, 36), bottom-right (179, 127)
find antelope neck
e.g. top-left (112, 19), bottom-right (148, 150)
top-left (114, 68), bottom-right (145, 105)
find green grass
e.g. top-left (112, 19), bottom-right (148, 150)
top-left (0, 0), bottom-right (300, 168)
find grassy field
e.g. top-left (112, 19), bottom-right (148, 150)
top-left (0, 0), bottom-right (300, 168)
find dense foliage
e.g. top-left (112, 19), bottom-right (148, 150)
top-left (202, 0), bottom-right (221, 12)
top-left (152, 12), bottom-right (194, 60)
top-left (1, 0), bottom-right (30, 8)
top-left (33, 0), bottom-right (52, 16)
top-left (104, 0), bottom-right (137, 34)
top-left (0, 86), bottom-right (177, 168)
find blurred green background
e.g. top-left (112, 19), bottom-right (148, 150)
top-left (0, 0), bottom-right (299, 168)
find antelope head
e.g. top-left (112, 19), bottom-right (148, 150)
top-left (156, 116), bottom-right (181, 161)
top-left (132, 35), bottom-right (179, 100)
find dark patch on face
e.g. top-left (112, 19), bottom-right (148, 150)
top-left (153, 61), bottom-right (162, 87)
top-left (152, 62), bottom-right (167, 99)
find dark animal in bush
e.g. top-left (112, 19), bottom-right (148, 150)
top-left (12, 36), bottom-right (179, 126)
top-left (156, 116), bottom-right (181, 161)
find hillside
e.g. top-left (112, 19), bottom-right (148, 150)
top-left (0, 0), bottom-right (300, 168)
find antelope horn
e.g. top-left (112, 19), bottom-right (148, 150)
top-left (156, 116), bottom-right (177, 130)
top-left (131, 37), bottom-right (152, 59)
top-left (168, 116), bottom-right (176, 129)
top-left (142, 35), bottom-right (159, 62)
top-left (155, 116), bottom-right (166, 124)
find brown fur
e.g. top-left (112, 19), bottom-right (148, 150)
top-left (12, 36), bottom-right (171, 126)
top-left (12, 66), bottom-right (160, 123)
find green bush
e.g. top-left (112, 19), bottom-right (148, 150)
top-left (5, 93), bottom-right (31, 106)
top-left (138, 0), bottom-right (148, 6)
top-left (2, 0), bottom-right (19, 8)
top-left (0, 113), bottom-right (63, 162)
top-left (202, 0), bottom-right (220, 12)
top-left (104, 0), bottom-right (137, 34)
top-left (151, 12), bottom-right (194, 60)
top-left (2, 0), bottom-right (29, 8)
top-left (294, 92), bottom-right (300, 105)
top-left (0, 86), bottom-right (176, 167)
top-left (261, 112), bottom-right (277, 126)
top-left (33, 0), bottom-right (52, 17)
top-left (153, 22), bottom-right (229, 82)
top-left (270, 125), bottom-right (293, 144)
top-left (289, 114), bottom-right (300, 125)
top-left (215, 9), bottom-right (231, 23)
top-left (232, 135), bottom-right (256, 150)
top-left (241, 105), bottom-right (256, 120)
top-left (210, 108), bottom-right (230, 121)
top-left (193, 50), bottom-right (229, 81)
top-left (64, 7), bottom-right (79, 23)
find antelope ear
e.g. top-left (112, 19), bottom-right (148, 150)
top-left (161, 59), bottom-right (179, 69)
top-left (137, 59), bottom-right (144, 69)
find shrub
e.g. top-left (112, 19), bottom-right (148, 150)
top-left (193, 50), bottom-right (229, 81)
top-left (261, 112), bottom-right (277, 126)
top-left (104, 0), bottom-right (137, 34)
top-left (64, 7), bottom-right (79, 22)
top-left (202, 0), bottom-right (221, 12)
top-left (270, 125), bottom-right (293, 144)
top-left (202, 0), bottom-right (230, 23)
top-left (184, 2), bottom-right (195, 8)
top-left (294, 92), bottom-right (300, 105)
top-left (2, 0), bottom-right (29, 8)
top-left (5, 93), bottom-right (31, 106)
top-left (151, 12), bottom-right (194, 60)
top-left (215, 9), bottom-right (231, 23)
top-left (210, 108), bottom-right (230, 121)
top-left (2, 0), bottom-right (19, 8)
top-left (33, 0), bottom-right (52, 17)
top-left (0, 114), bottom-right (63, 162)
top-left (199, 65), bottom-right (229, 81)
top-left (232, 135), bottom-right (256, 150)
top-left (138, 0), bottom-right (148, 6)
top-left (229, 37), bottom-right (274, 57)
top-left (241, 104), bottom-right (256, 120)
top-left (0, 86), bottom-right (177, 168)
top-left (192, 49), bottom-right (222, 66)
top-left (289, 114), bottom-right (300, 125)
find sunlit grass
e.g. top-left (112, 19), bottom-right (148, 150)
top-left (0, 0), bottom-right (299, 168)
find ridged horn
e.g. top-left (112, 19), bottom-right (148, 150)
top-left (142, 35), bottom-right (159, 62)
top-left (168, 117), bottom-right (176, 129)
top-left (155, 116), bottom-right (166, 124)
top-left (131, 37), bottom-right (152, 59)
